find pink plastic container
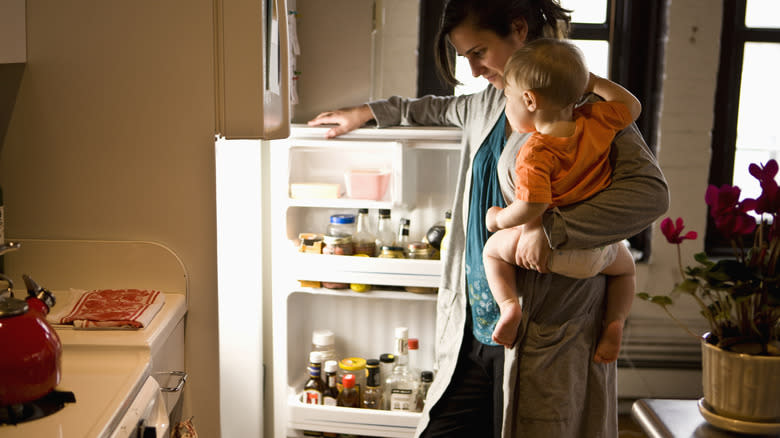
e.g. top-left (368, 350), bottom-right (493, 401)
top-left (344, 169), bottom-right (391, 200)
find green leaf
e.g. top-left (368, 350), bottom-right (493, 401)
top-left (674, 279), bottom-right (699, 294)
top-left (694, 252), bottom-right (714, 266)
top-left (650, 296), bottom-right (674, 306)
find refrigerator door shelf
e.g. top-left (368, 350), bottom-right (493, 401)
top-left (288, 393), bottom-right (420, 438)
top-left (289, 286), bottom-right (438, 303)
top-left (289, 252), bottom-right (443, 288)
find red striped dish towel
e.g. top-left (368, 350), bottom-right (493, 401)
top-left (49, 289), bottom-right (165, 329)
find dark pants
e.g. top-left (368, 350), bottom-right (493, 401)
top-left (420, 315), bottom-right (505, 438)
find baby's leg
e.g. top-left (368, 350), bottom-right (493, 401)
top-left (483, 227), bottom-right (524, 347)
top-left (594, 244), bottom-right (635, 364)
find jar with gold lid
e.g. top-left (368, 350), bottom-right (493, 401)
top-left (377, 245), bottom-right (405, 259)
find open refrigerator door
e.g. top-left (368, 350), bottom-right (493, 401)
top-left (271, 125), bottom-right (462, 437)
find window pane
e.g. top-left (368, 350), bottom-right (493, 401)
top-left (745, 0), bottom-right (780, 29)
top-left (454, 57), bottom-right (488, 96)
top-left (733, 42), bottom-right (780, 200)
top-left (559, 0), bottom-right (607, 24)
top-left (571, 39), bottom-right (609, 78)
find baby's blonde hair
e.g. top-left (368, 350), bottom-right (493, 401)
top-left (504, 38), bottom-right (588, 109)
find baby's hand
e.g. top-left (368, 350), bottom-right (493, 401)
top-left (486, 206), bottom-right (502, 232)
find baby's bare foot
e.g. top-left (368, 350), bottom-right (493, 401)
top-left (593, 320), bottom-right (624, 364)
top-left (492, 301), bottom-right (522, 347)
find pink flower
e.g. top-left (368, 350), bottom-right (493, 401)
top-left (749, 159), bottom-right (778, 184)
top-left (660, 217), bottom-right (698, 244)
top-left (748, 160), bottom-right (780, 215)
top-left (705, 184), bottom-right (757, 238)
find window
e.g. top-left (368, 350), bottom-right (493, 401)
top-left (416, 0), bottom-right (666, 260)
top-left (707, 0), bottom-right (780, 252)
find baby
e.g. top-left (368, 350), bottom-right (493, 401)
top-left (483, 38), bottom-right (640, 364)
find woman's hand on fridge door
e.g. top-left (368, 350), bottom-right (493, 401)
top-left (307, 104), bottom-right (374, 138)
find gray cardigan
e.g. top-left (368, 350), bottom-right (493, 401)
top-left (369, 85), bottom-right (669, 437)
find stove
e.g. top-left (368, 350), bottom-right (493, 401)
top-left (0, 390), bottom-right (76, 425)
top-left (0, 239), bottom-right (188, 437)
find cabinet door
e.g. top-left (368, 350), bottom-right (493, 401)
top-left (215, 0), bottom-right (290, 139)
top-left (0, 0), bottom-right (26, 63)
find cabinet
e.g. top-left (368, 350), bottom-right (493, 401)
top-left (0, 0), bottom-right (26, 64)
top-left (271, 125), bottom-right (461, 437)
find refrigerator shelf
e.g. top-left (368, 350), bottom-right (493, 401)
top-left (288, 394), bottom-right (420, 438)
top-left (286, 197), bottom-right (393, 210)
top-left (290, 252), bottom-right (443, 288)
top-left (289, 285), bottom-right (438, 302)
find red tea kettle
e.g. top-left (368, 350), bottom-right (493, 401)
top-left (0, 274), bottom-right (62, 406)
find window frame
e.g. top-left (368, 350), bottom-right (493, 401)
top-left (707, 0), bottom-right (780, 254)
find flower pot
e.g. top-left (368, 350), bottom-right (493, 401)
top-left (701, 335), bottom-right (780, 422)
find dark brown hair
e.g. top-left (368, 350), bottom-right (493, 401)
top-left (434, 0), bottom-right (572, 87)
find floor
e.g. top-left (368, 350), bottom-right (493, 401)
top-left (619, 413), bottom-right (649, 438)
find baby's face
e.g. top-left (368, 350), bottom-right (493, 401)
top-left (504, 81), bottom-right (536, 133)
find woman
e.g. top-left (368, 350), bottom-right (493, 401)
top-left (308, 1), bottom-right (668, 437)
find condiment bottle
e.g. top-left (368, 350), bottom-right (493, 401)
top-left (439, 210), bottom-right (452, 261)
top-left (311, 329), bottom-right (337, 366)
top-left (386, 327), bottom-right (417, 411)
top-left (415, 370), bottom-right (434, 412)
top-left (352, 208), bottom-right (376, 256)
top-left (361, 359), bottom-right (383, 410)
top-left (303, 351), bottom-right (326, 405)
top-left (379, 353), bottom-right (395, 410)
top-left (375, 209), bottom-right (395, 255)
top-left (407, 338), bottom-right (421, 382)
top-left (322, 360), bottom-right (339, 406)
top-left (397, 218), bottom-right (410, 246)
top-left (337, 373), bottom-right (360, 408)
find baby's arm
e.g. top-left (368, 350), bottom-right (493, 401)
top-left (486, 199), bottom-right (549, 232)
top-left (587, 73), bottom-right (642, 122)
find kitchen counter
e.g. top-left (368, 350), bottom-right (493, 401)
top-left (632, 398), bottom-right (780, 437)
top-left (1, 292), bottom-right (186, 437)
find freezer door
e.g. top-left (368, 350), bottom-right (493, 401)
top-left (215, 0), bottom-right (290, 140)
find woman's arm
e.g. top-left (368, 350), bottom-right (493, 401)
top-left (541, 122), bottom-right (669, 249)
top-left (308, 94), bottom-right (468, 138)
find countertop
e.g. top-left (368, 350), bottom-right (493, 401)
top-left (632, 398), bottom-right (780, 438)
top-left (0, 292), bottom-right (186, 437)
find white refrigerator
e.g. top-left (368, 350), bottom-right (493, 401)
top-left (217, 123), bottom-right (463, 437)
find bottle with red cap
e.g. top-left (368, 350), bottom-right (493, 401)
top-left (336, 373), bottom-right (360, 408)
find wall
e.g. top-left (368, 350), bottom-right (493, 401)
top-left (0, 1), bottom-right (221, 436)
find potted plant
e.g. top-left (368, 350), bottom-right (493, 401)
top-left (639, 159), bottom-right (780, 425)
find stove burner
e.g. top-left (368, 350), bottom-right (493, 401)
top-left (0, 390), bottom-right (76, 425)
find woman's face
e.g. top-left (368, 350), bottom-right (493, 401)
top-left (448, 18), bottom-right (528, 90)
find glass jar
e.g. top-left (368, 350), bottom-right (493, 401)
top-left (338, 357), bottom-right (367, 402)
top-left (327, 214), bottom-right (356, 237)
top-left (322, 235), bottom-right (353, 256)
top-left (405, 241), bottom-right (432, 259)
top-left (378, 245), bottom-right (405, 259)
top-left (404, 242), bottom-right (437, 294)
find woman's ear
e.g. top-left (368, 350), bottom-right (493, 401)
top-left (523, 90), bottom-right (538, 112)
top-left (512, 18), bottom-right (529, 43)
